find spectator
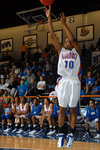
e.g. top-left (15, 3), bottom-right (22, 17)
top-left (95, 72), bottom-right (100, 85)
top-left (23, 61), bottom-right (32, 76)
top-left (81, 44), bottom-right (87, 57)
top-left (25, 98), bottom-right (42, 134)
top-left (0, 89), bottom-right (3, 104)
top-left (36, 76), bottom-right (46, 95)
top-left (5, 74), bottom-right (10, 84)
top-left (37, 98), bottom-right (53, 134)
top-left (83, 99), bottom-right (100, 139)
top-left (8, 76), bottom-right (18, 96)
top-left (14, 79), bottom-right (28, 97)
top-left (3, 90), bottom-right (10, 104)
top-left (16, 96), bottom-right (29, 134)
top-left (45, 60), bottom-right (50, 73)
top-left (36, 70), bottom-right (41, 82)
top-left (28, 78), bottom-right (36, 96)
top-left (85, 71), bottom-right (95, 94)
top-left (14, 73), bottom-right (20, 85)
top-left (88, 44), bottom-right (95, 52)
top-left (26, 68), bottom-right (36, 85)
top-left (41, 67), bottom-right (47, 78)
top-left (32, 61), bottom-right (38, 73)
top-left (92, 80), bottom-right (100, 95)
top-left (18, 68), bottom-right (24, 79)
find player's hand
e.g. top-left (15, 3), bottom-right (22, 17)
top-left (58, 12), bottom-right (66, 25)
top-left (44, 6), bottom-right (51, 18)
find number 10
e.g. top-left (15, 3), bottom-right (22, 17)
top-left (65, 61), bottom-right (74, 69)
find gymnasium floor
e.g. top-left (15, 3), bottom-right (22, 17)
top-left (0, 131), bottom-right (100, 150)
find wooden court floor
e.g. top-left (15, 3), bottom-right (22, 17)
top-left (0, 135), bottom-right (100, 150)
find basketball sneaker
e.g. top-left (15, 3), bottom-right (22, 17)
top-left (57, 133), bottom-right (65, 148)
top-left (24, 129), bottom-right (31, 134)
top-left (47, 130), bottom-right (53, 136)
top-left (29, 129), bottom-right (37, 135)
top-left (95, 133), bottom-right (100, 139)
top-left (4, 127), bottom-right (12, 132)
top-left (36, 129), bottom-right (43, 135)
top-left (83, 132), bottom-right (90, 138)
top-left (12, 128), bottom-right (18, 134)
top-left (65, 133), bottom-right (74, 149)
top-left (16, 128), bottom-right (24, 134)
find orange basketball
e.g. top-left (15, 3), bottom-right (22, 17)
top-left (40, 0), bottom-right (54, 6)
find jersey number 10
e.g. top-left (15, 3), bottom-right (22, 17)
top-left (65, 61), bottom-right (74, 69)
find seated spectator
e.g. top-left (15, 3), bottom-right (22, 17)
top-left (8, 76), bottom-right (18, 96)
top-left (92, 80), bottom-right (100, 95)
top-left (36, 76), bottom-right (46, 95)
top-left (16, 96), bottom-right (29, 134)
top-left (23, 61), bottom-right (32, 76)
top-left (37, 98), bottom-right (53, 134)
top-left (83, 99), bottom-right (100, 139)
top-left (3, 90), bottom-right (10, 104)
top-left (14, 79), bottom-right (28, 97)
top-left (32, 60), bottom-right (38, 73)
top-left (14, 73), bottom-right (20, 85)
top-left (28, 78), bottom-right (36, 96)
top-left (21, 76), bottom-right (28, 86)
top-left (18, 68), bottom-right (24, 79)
top-left (26, 68), bottom-right (36, 85)
top-left (10, 68), bottom-right (15, 77)
top-left (5, 74), bottom-right (10, 84)
top-left (85, 71), bottom-right (95, 94)
top-left (45, 60), bottom-right (50, 74)
top-left (41, 67), bottom-right (47, 78)
top-left (3, 97), bottom-right (15, 132)
top-left (0, 78), bottom-right (5, 89)
top-left (47, 97), bottom-right (59, 135)
top-left (36, 70), bottom-right (41, 82)
top-left (95, 72), bottom-right (100, 85)
top-left (12, 96), bottom-right (20, 133)
top-left (25, 98), bottom-right (42, 134)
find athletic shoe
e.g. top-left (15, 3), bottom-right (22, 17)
top-left (36, 129), bottom-right (43, 135)
top-left (65, 133), bottom-right (74, 149)
top-left (57, 133), bottom-right (65, 148)
top-left (16, 129), bottom-right (24, 134)
top-left (0, 126), bottom-right (4, 132)
top-left (23, 129), bottom-right (31, 134)
top-left (47, 130), bottom-right (53, 136)
top-left (29, 129), bottom-right (37, 135)
top-left (95, 134), bottom-right (100, 139)
top-left (12, 128), bottom-right (18, 134)
top-left (51, 130), bottom-right (57, 135)
top-left (83, 132), bottom-right (90, 138)
top-left (4, 127), bottom-right (12, 132)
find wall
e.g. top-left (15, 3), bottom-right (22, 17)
top-left (0, 10), bottom-right (100, 59)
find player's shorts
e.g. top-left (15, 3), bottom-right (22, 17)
top-left (19, 115), bottom-right (26, 118)
top-left (85, 118), bottom-right (99, 128)
top-left (56, 77), bottom-right (80, 108)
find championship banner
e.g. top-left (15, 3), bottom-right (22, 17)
top-left (92, 51), bottom-right (100, 65)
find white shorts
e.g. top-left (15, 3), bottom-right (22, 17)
top-left (19, 115), bottom-right (26, 118)
top-left (85, 119), bottom-right (99, 128)
top-left (56, 77), bottom-right (80, 108)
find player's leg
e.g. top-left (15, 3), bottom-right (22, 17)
top-left (17, 116), bottom-right (25, 133)
top-left (4, 114), bottom-right (13, 132)
top-left (36, 115), bottom-right (44, 134)
top-left (57, 106), bottom-right (66, 148)
top-left (95, 120), bottom-right (100, 138)
top-left (0, 114), bottom-right (6, 131)
top-left (29, 116), bottom-right (37, 134)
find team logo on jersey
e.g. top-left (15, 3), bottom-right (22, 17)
top-left (62, 52), bottom-right (77, 60)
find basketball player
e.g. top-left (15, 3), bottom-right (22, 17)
top-left (44, 6), bottom-right (81, 148)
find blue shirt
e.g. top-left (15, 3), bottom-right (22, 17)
top-left (85, 105), bottom-right (100, 121)
top-left (53, 103), bottom-right (59, 115)
top-left (85, 77), bottom-right (95, 86)
top-left (92, 86), bottom-right (100, 95)
top-left (28, 104), bottom-right (42, 117)
top-left (16, 84), bottom-right (28, 96)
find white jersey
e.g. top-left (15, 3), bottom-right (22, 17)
top-left (44, 104), bottom-right (51, 116)
top-left (11, 103), bottom-right (14, 110)
top-left (16, 104), bottom-right (20, 112)
top-left (20, 103), bottom-right (27, 113)
top-left (58, 47), bottom-right (81, 78)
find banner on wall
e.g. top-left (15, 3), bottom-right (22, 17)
top-left (92, 51), bottom-right (100, 65)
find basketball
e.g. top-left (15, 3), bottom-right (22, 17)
top-left (40, 0), bottom-right (54, 6)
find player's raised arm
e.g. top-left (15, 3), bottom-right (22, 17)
top-left (44, 6), bottom-right (61, 54)
top-left (59, 12), bottom-right (81, 55)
